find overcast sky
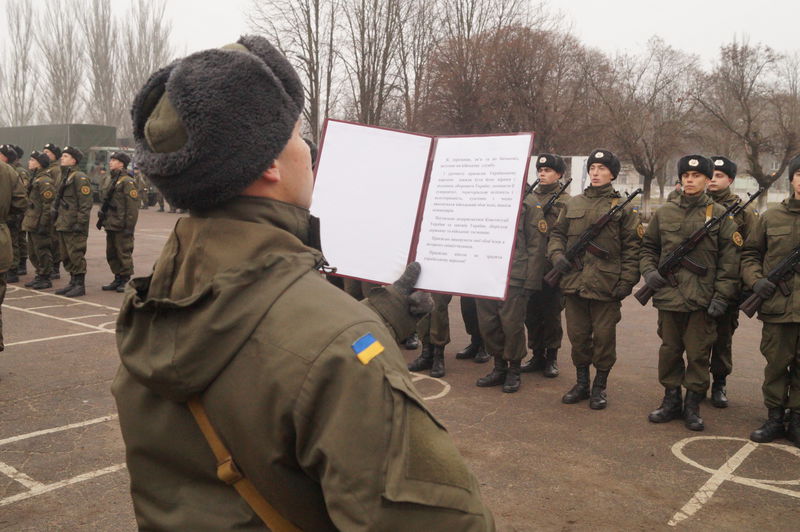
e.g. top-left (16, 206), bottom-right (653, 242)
top-left (1, 0), bottom-right (798, 64)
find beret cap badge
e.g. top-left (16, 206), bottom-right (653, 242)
top-left (539, 156), bottom-right (546, 163)
top-left (595, 152), bottom-right (604, 158)
top-left (689, 159), bottom-right (699, 167)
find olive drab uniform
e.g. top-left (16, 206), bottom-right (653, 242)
top-left (54, 165), bottom-right (92, 275)
top-left (100, 169), bottom-right (139, 279)
top-left (10, 162), bottom-right (30, 275)
top-left (0, 161), bottom-right (28, 348)
top-left (741, 197), bottom-right (800, 419)
top-left (640, 193), bottom-right (740, 396)
top-left (21, 168), bottom-right (56, 280)
top-left (112, 197), bottom-right (494, 531)
top-left (547, 183), bottom-right (642, 372)
top-left (524, 182), bottom-right (569, 369)
top-left (45, 160), bottom-right (62, 273)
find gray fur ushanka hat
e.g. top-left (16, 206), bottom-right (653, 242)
top-left (131, 35), bottom-right (304, 210)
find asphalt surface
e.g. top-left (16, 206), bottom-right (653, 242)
top-left (1, 206), bottom-right (798, 531)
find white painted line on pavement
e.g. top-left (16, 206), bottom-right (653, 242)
top-left (411, 374), bottom-right (452, 400)
top-left (69, 313), bottom-right (116, 320)
top-left (27, 303), bottom-right (88, 310)
top-left (0, 415), bottom-right (119, 447)
top-left (4, 305), bottom-right (115, 334)
top-left (3, 294), bottom-right (49, 301)
top-left (4, 330), bottom-right (107, 347)
top-left (0, 462), bottom-right (45, 490)
top-left (5, 286), bottom-right (120, 312)
top-left (0, 464), bottom-right (126, 507)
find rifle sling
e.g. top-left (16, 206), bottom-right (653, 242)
top-left (186, 396), bottom-right (303, 532)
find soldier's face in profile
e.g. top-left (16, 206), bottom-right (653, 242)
top-left (109, 159), bottom-right (124, 171)
top-left (44, 149), bottom-right (56, 161)
top-left (681, 171), bottom-right (708, 195)
top-left (588, 163), bottom-right (613, 187)
top-left (274, 119), bottom-right (314, 209)
top-left (538, 167), bottom-right (560, 185)
top-left (28, 158), bottom-right (38, 171)
top-left (708, 170), bottom-right (733, 192)
top-left (792, 171), bottom-right (800, 198)
top-left (60, 153), bottom-right (77, 167)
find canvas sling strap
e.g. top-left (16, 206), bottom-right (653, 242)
top-left (186, 396), bottom-right (303, 532)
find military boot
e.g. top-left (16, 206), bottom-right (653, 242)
top-left (31, 275), bottom-right (52, 290)
top-left (6, 269), bottom-right (18, 283)
top-left (710, 375), bottom-right (728, 408)
top-left (683, 390), bottom-right (705, 431)
top-left (116, 276), bottom-right (130, 293)
top-left (787, 411), bottom-right (800, 448)
top-left (430, 346), bottom-right (446, 378)
top-left (17, 262), bottom-right (27, 275)
top-left (63, 274), bottom-right (86, 298)
top-left (51, 263), bottom-right (60, 280)
top-left (503, 360), bottom-right (521, 393)
top-left (408, 344), bottom-right (433, 372)
top-left (402, 333), bottom-right (420, 350)
top-left (473, 345), bottom-right (491, 364)
top-left (750, 407), bottom-right (786, 443)
top-left (589, 369), bottom-right (610, 410)
top-left (562, 365), bottom-right (591, 404)
top-left (456, 336), bottom-right (482, 360)
top-left (55, 275), bottom-right (75, 295)
top-left (102, 275), bottom-right (122, 291)
top-left (476, 357), bottom-right (507, 387)
top-left (648, 387), bottom-right (683, 423)
top-left (520, 349), bottom-right (545, 373)
top-left (543, 348), bottom-right (559, 378)
top-left (24, 276), bottom-right (38, 287)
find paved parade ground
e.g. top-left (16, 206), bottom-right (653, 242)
top-left (0, 208), bottom-right (798, 531)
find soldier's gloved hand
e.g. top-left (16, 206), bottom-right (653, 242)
top-left (95, 217), bottom-right (104, 230)
top-left (391, 262), bottom-right (433, 318)
top-left (753, 278), bottom-right (777, 299)
top-left (707, 298), bottom-right (727, 318)
top-left (643, 270), bottom-right (667, 291)
top-left (552, 253), bottom-right (571, 273)
top-left (611, 283), bottom-right (632, 300)
top-left (363, 262), bottom-right (431, 343)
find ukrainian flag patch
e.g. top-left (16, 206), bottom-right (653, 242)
top-left (352, 333), bottom-right (384, 365)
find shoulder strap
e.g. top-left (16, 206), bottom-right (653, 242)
top-left (186, 396), bottom-right (303, 532)
top-left (705, 204), bottom-right (714, 222)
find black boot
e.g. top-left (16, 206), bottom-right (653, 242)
top-left (24, 276), bottom-right (38, 287)
top-left (503, 361), bottom-right (521, 393)
top-left (430, 346), bottom-right (445, 378)
top-left (750, 407), bottom-right (786, 443)
top-left (473, 344), bottom-right (491, 364)
top-left (51, 263), bottom-right (60, 280)
top-left (17, 263), bottom-right (27, 275)
top-left (456, 337), bottom-right (482, 360)
top-left (787, 411), bottom-right (800, 448)
top-left (683, 390), bottom-right (705, 431)
top-left (589, 369), bottom-right (609, 410)
top-left (477, 357), bottom-right (507, 387)
top-left (55, 274), bottom-right (75, 295)
top-left (31, 275), bottom-right (52, 290)
top-left (520, 349), bottom-right (545, 373)
top-left (102, 275), bottom-right (122, 291)
top-left (710, 375), bottom-right (728, 408)
top-left (64, 273), bottom-right (86, 298)
top-left (408, 344), bottom-right (433, 372)
top-left (562, 366), bottom-right (591, 404)
top-left (116, 276), bottom-right (130, 292)
top-left (649, 387), bottom-right (683, 423)
top-left (543, 348), bottom-right (559, 378)
top-left (6, 269), bottom-right (18, 283)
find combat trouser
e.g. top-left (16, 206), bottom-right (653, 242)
top-left (10, 223), bottom-right (26, 271)
top-left (564, 294), bottom-right (621, 371)
top-left (657, 309), bottom-right (716, 394)
top-left (460, 297), bottom-right (481, 338)
top-left (476, 286), bottom-right (529, 362)
top-left (106, 231), bottom-right (135, 277)
top-left (759, 322), bottom-right (800, 412)
top-left (50, 225), bottom-right (60, 268)
top-left (0, 272), bottom-right (6, 349)
top-left (710, 306), bottom-right (738, 377)
top-left (418, 294), bottom-right (452, 346)
top-left (28, 232), bottom-right (53, 277)
top-left (58, 231), bottom-right (88, 275)
top-left (525, 283), bottom-right (564, 351)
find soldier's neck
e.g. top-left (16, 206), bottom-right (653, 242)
top-left (537, 182), bottom-right (559, 193)
top-left (708, 187), bottom-right (731, 201)
top-left (585, 183), bottom-right (614, 197)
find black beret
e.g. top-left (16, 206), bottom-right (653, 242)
top-left (13, 145), bottom-right (23, 159)
top-left (131, 35), bottom-right (304, 211)
top-left (29, 150), bottom-right (51, 169)
top-left (789, 154), bottom-right (800, 183)
top-left (43, 143), bottom-right (61, 158)
top-left (587, 149), bottom-right (620, 179)
top-left (62, 145), bottom-right (84, 164)
top-left (678, 155), bottom-right (713, 179)
top-left (711, 156), bottom-right (737, 180)
top-left (535, 153), bottom-right (566, 175)
top-left (110, 151), bottom-right (131, 168)
top-left (0, 144), bottom-right (18, 163)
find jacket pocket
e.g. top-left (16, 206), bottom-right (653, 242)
top-left (566, 209), bottom-right (586, 236)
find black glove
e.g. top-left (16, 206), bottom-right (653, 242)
top-left (643, 270), bottom-right (667, 291)
top-left (753, 278), bottom-right (777, 299)
top-left (552, 253), bottom-right (571, 273)
top-left (707, 298), bottom-right (727, 318)
top-left (391, 262), bottom-right (433, 318)
top-left (364, 262), bottom-right (432, 343)
top-left (96, 216), bottom-right (104, 230)
top-left (611, 283), bottom-right (632, 300)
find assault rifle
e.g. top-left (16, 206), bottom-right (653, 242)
top-left (541, 178), bottom-right (573, 215)
top-left (730, 187), bottom-right (764, 219)
top-left (739, 244), bottom-right (800, 318)
top-left (525, 178), bottom-right (540, 196)
top-left (96, 172), bottom-right (121, 230)
top-left (544, 188), bottom-right (643, 288)
top-left (634, 198), bottom-right (741, 306)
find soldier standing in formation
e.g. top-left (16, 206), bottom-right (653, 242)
top-left (2, 145), bottom-right (30, 282)
top-left (706, 156), bottom-right (758, 407)
top-left (97, 152), bottom-right (139, 292)
top-left (42, 143), bottom-right (62, 279)
top-left (22, 151), bottom-right (56, 290)
top-left (642, 156), bottom-right (740, 431)
top-left (741, 155), bottom-right (800, 446)
top-left (521, 154), bottom-right (569, 378)
top-left (455, 297), bottom-right (490, 363)
top-left (53, 147), bottom-right (92, 298)
top-left (548, 149), bottom-right (642, 409)
top-left (408, 293), bottom-right (451, 378)
top-left (0, 156), bottom-right (27, 351)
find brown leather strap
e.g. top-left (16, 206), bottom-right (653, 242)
top-left (705, 204), bottom-right (714, 222)
top-left (187, 396), bottom-right (303, 532)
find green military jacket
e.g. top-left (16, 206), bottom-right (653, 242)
top-left (54, 166), bottom-right (93, 232)
top-left (21, 168), bottom-right (55, 234)
top-left (709, 187), bottom-right (759, 300)
top-left (0, 161), bottom-right (27, 271)
top-left (525, 182), bottom-right (570, 291)
top-left (101, 170), bottom-right (139, 232)
top-left (45, 160), bottom-right (62, 187)
top-left (508, 197), bottom-right (540, 290)
top-left (547, 183), bottom-right (642, 301)
top-left (741, 197), bottom-right (800, 323)
top-left (640, 192), bottom-right (741, 312)
top-left (112, 196), bottom-right (494, 532)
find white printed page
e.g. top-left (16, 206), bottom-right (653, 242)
top-left (414, 134), bottom-right (534, 299)
top-left (310, 120), bottom-right (432, 284)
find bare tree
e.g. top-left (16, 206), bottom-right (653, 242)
top-left (81, 0), bottom-right (123, 126)
top-left (2, 0), bottom-right (38, 126)
top-left (248, 0), bottom-right (339, 142)
top-left (396, 0), bottom-right (440, 131)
